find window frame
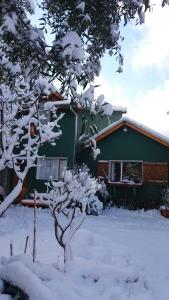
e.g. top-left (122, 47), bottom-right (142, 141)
top-left (36, 157), bottom-right (68, 180)
top-left (108, 160), bottom-right (143, 186)
top-left (39, 101), bottom-right (51, 124)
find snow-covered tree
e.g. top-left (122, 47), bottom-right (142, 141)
top-left (40, 0), bottom-right (169, 91)
top-left (0, 77), bottom-right (63, 217)
top-left (41, 168), bottom-right (97, 271)
top-left (0, 1), bottom-right (64, 216)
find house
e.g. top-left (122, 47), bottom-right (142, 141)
top-left (3, 94), bottom-right (169, 210)
top-left (14, 98), bottom-right (126, 197)
top-left (79, 117), bottom-right (169, 209)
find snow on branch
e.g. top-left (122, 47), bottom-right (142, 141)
top-left (0, 77), bottom-right (63, 216)
top-left (40, 167), bottom-right (97, 271)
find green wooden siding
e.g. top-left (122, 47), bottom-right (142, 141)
top-left (79, 125), bottom-right (169, 209)
top-left (39, 110), bottom-right (76, 165)
top-left (27, 110), bottom-right (76, 192)
top-left (26, 109), bottom-right (124, 193)
top-left (80, 126), bottom-right (169, 169)
top-left (77, 110), bottom-right (123, 139)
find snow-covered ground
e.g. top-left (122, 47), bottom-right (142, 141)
top-left (0, 206), bottom-right (169, 300)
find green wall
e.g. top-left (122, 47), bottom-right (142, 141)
top-left (27, 109), bottom-right (124, 193)
top-left (27, 110), bottom-right (76, 192)
top-left (79, 126), bottom-right (169, 209)
top-left (39, 110), bottom-right (76, 165)
top-left (97, 127), bottom-right (169, 162)
top-left (77, 110), bottom-right (123, 139)
top-left (80, 127), bottom-right (169, 171)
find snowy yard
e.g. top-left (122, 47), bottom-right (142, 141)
top-left (0, 206), bottom-right (169, 300)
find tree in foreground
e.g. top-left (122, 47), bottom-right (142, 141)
top-left (0, 1), bottom-right (63, 216)
top-left (41, 168), bottom-right (97, 271)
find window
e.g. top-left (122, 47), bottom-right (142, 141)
top-left (39, 102), bottom-right (51, 124)
top-left (36, 157), bottom-right (67, 180)
top-left (109, 161), bottom-right (142, 184)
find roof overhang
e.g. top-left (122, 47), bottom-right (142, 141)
top-left (84, 117), bottom-right (169, 149)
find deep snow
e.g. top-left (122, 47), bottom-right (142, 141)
top-left (0, 206), bottom-right (169, 300)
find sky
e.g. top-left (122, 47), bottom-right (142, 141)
top-left (95, 1), bottom-right (169, 136)
top-left (31, 0), bottom-right (169, 136)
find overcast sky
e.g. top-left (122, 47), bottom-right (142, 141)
top-left (95, 1), bottom-right (169, 136)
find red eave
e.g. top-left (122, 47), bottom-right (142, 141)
top-left (48, 92), bottom-right (63, 101)
top-left (39, 91), bottom-right (63, 102)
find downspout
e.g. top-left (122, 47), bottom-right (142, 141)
top-left (70, 106), bottom-right (78, 168)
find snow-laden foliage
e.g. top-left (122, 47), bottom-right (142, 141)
top-left (86, 195), bottom-right (103, 216)
top-left (161, 188), bottom-right (169, 208)
top-left (95, 177), bottom-right (112, 208)
top-left (38, 0), bottom-right (169, 112)
top-left (0, 1), bottom-right (64, 216)
top-left (40, 0), bottom-right (163, 87)
top-left (0, 78), bottom-right (63, 217)
top-left (0, 1), bottom-right (63, 214)
top-left (0, 1), bottom-right (48, 84)
top-left (40, 167), bottom-right (97, 271)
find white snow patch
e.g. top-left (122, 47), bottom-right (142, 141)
top-left (0, 206), bottom-right (169, 299)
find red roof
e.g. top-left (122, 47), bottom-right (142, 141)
top-left (39, 91), bottom-right (63, 102)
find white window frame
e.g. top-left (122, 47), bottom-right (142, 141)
top-left (108, 160), bottom-right (143, 185)
top-left (39, 102), bottom-right (51, 124)
top-left (36, 157), bottom-right (67, 180)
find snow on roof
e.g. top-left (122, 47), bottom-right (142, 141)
top-left (44, 99), bottom-right (71, 110)
top-left (111, 106), bottom-right (127, 113)
top-left (76, 103), bottom-right (127, 113)
top-left (84, 117), bottom-right (169, 147)
top-left (41, 91), bottom-right (127, 114)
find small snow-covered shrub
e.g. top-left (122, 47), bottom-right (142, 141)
top-left (161, 188), bottom-right (169, 209)
top-left (86, 195), bottom-right (103, 216)
top-left (41, 166), bottom-right (98, 271)
top-left (96, 177), bottom-right (111, 208)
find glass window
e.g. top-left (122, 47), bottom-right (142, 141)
top-left (59, 159), bottom-right (67, 179)
top-left (39, 102), bottom-right (51, 124)
top-left (109, 161), bottom-right (142, 184)
top-left (36, 158), bottom-right (67, 180)
top-left (110, 162), bottom-right (121, 182)
top-left (122, 162), bottom-right (142, 184)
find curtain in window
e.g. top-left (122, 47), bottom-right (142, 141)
top-left (109, 161), bottom-right (142, 183)
top-left (59, 159), bottom-right (67, 178)
top-left (39, 102), bottom-right (50, 124)
top-left (37, 158), bottom-right (58, 180)
top-left (112, 162), bottom-right (121, 182)
top-left (110, 162), bottom-right (115, 181)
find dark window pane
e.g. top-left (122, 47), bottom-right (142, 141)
top-left (122, 162), bottom-right (142, 183)
top-left (111, 162), bottom-right (121, 182)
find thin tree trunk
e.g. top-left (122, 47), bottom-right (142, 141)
top-left (24, 235), bottom-right (29, 254)
top-left (0, 179), bottom-right (23, 217)
top-left (32, 196), bottom-right (37, 262)
top-left (64, 242), bottom-right (72, 272)
top-left (10, 241), bottom-right (13, 256)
